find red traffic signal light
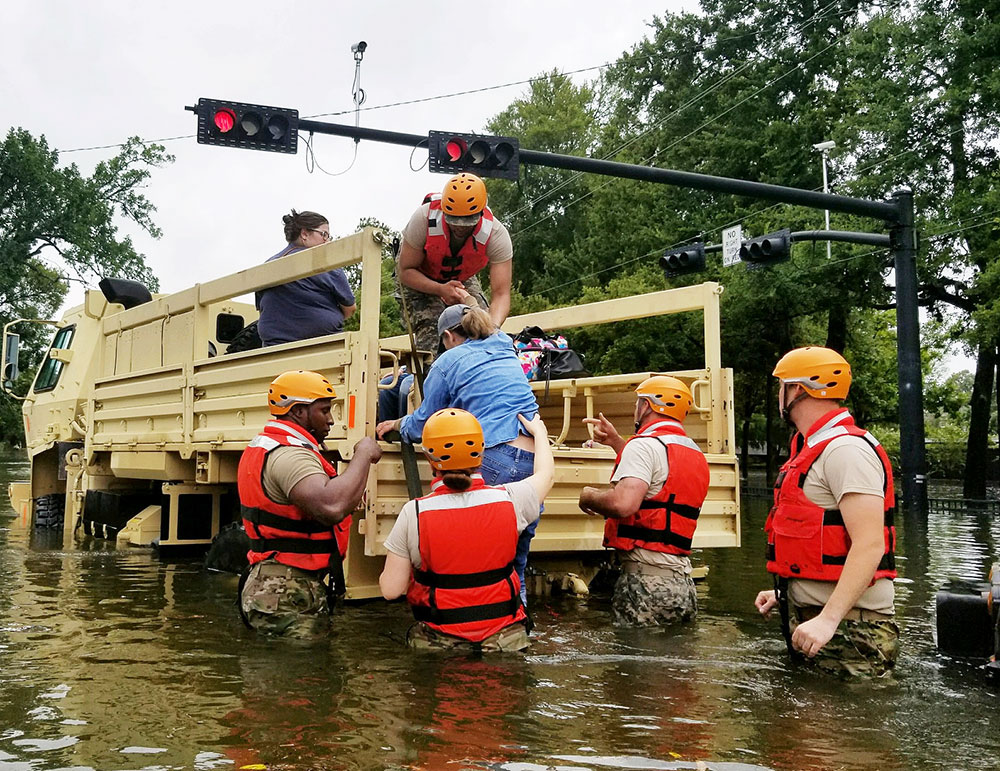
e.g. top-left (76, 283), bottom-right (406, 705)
top-left (428, 131), bottom-right (519, 180)
top-left (192, 98), bottom-right (299, 154)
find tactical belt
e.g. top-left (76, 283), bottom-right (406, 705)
top-left (794, 604), bottom-right (895, 623)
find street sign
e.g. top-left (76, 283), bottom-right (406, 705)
top-left (722, 225), bottom-right (742, 267)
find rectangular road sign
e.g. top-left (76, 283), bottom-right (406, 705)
top-left (722, 225), bottom-right (742, 267)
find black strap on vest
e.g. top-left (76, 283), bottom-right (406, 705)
top-left (617, 494), bottom-right (700, 551)
top-left (414, 562), bottom-right (515, 590)
top-left (246, 535), bottom-right (337, 555)
top-left (773, 576), bottom-right (799, 660)
top-left (412, 595), bottom-right (520, 626)
top-left (243, 505), bottom-right (332, 535)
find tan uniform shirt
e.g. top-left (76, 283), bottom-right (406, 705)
top-left (610, 435), bottom-right (692, 576)
top-left (402, 203), bottom-right (514, 264)
top-left (383, 479), bottom-right (539, 569)
top-left (788, 434), bottom-right (895, 614)
top-left (261, 446), bottom-right (326, 505)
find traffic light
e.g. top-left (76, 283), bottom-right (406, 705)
top-left (427, 131), bottom-right (520, 180)
top-left (739, 229), bottom-right (791, 268)
top-left (660, 243), bottom-right (706, 278)
top-left (191, 98), bottom-right (299, 154)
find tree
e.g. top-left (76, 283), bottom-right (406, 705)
top-left (841, 0), bottom-right (1000, 496)
top-left (0, 129), bottom-right (172, 443)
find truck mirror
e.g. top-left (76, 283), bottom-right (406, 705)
top-left (216, 313), bottom-right (246, 344)
top-left (3, 332), bottom-right (19, 382)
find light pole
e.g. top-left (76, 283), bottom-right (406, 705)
top-left (813, 140), bottom-right (836, 259)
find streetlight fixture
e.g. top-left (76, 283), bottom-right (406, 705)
top-left (813, 140), bottom-right (836, 259)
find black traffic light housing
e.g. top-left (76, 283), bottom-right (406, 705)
top-left (739, 229), bottom-right (791, 268)
top-left (191, 98), bottom-right (299, 154)
top-left (428, 131), bottom-right (520, 180)
top-left (660, 243), bottom-right (706, 278)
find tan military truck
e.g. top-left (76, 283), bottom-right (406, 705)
top-left (3, 227), bottom-right (740, 598)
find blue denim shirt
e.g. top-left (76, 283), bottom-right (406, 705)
top-left (399, 331), bottom-right (539, 448)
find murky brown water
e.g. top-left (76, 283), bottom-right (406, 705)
top-left (2, 444), bottom-right (999, 771)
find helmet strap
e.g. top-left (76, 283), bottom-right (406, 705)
top-left (779, 383), bottom-right (808, 426)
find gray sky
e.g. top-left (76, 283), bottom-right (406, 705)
top-left (3, 0), bottom-right (694, 310)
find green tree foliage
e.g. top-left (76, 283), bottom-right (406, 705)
top-left (0, 129), bottom-right (171, 443)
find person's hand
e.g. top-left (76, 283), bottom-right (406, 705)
top-left (755, 590), bottom-right (778, 619)
top-left (375, 419), bottom-right (400, 440)
top-left (791, 613), bottom-right (839, 657)
top-left (440, 280), bottom-right (470, 306)
top-left (517, 412), bottom-right (547, 439)
top-left (582, 412), bottom-right (621, 448)
top-left (578, 486), bottom-right (602, 516)
top-left (355, 436), bottom-right (383, 464)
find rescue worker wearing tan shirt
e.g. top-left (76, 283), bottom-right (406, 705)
top-left (754, 347), bottom-right (899, 677)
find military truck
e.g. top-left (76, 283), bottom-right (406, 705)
top-left (3, 227), bottom-right (740, 599)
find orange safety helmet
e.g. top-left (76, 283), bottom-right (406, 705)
top-left (421, 408), bottom-right (485, 471)
top-left (441, 173), bottom-right (487, 220)
top-left (772, 346), bottom-right (851, 400)
top-left (635, 376), bottom-right (694, 422)
top-left (268, 370), bottom-right (336, 415)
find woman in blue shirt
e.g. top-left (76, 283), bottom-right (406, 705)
top-left (257, 210), bottom-right (357, 346)
top-left (376, 303), bottom-right (543, 605)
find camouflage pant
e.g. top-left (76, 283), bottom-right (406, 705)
top-left (612, 571), bottom-right (698, 627)
top-left (406, 621), bottom-right (529, 652)
top-left (394, 271), bottom-right (489, 355)
top-left (789, 609), bottom-right (900, 678)
top-left (239, 560), bottom-right (330, 640)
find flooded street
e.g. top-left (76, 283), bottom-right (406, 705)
top-left (2, 444), bottom-right (999, 771)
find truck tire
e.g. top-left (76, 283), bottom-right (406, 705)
top-left (34, 493), bottom-right (65, 530)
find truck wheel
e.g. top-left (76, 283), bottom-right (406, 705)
top-left (33, 494), bottom-right (65, 530)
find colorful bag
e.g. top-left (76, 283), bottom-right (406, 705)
top-left (510, 326), bottom-right (589, 382)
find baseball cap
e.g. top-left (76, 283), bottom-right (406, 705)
top-left (436, 304), bottom-right (470, 354)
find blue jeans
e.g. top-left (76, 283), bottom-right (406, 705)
top-left (377, 372), bottom-right (413, 422)
top-left (480, 442), bottom-right (541, 606)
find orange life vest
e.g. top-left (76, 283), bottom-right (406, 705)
top-left (237, 419), bottom-right (350, 573)
top-left (419, 193), bottom-right (495, 283)
top-left (406, 474), bottom-right (526, 642)
top-left (603, 419), bottom-right (710, 556)
top-left (765, 408), bottom-right (896, 582)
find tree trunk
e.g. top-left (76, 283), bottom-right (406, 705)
top-left (741, 412), bottom-right (751, 483)
top-left (826, 305), bottom-right (848, 353)
top-left (963, 339), bottom-right (997, 499)
top-left (765, 375), bottom-right (775, 486)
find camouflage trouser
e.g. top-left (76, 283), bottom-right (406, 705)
top-left (612, 570), bottom-right (698, 627)
top-left (239, 560), bottom-right (330, 640)
top-left (394, 272), bottom-right (489, 355)
top-left (789, 607), bottom-right (900, 678)
top-left (406, 621), bottom-right (529, 652)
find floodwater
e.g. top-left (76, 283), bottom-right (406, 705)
top-left (1, 445), bottom-right (999, 771)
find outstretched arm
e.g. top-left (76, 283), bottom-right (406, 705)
top-left (288, 437), bottom-right (382, 526)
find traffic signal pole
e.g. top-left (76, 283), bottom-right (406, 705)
top-left (198, 109), bottom-right (928, 514)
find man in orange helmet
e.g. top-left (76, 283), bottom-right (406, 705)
top-left (396, 172), bottom-right (513, 354)
top-left (754, 347), bottom-right (899, 677)
top-left (578, 376), bottom-right (710, 626)
top-left (237, 370), bottom-right (382, 639)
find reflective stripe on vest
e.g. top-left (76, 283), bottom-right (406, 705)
top-left (764, 408), bottom-right (897, 582)
top-left (237, 419), bottom-right (350, 572)
top-left (406, 475), bottom-right (525, 641)
top-left (419, 195), bottom-right (494, 283)
top-left (603, 420), bottom-right (710, 556)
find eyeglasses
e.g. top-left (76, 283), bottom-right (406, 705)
top-left (308, 228), bottom-right (332, 242)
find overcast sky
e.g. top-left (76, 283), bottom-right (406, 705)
top-left (3, 0), bottom-right (697, 310)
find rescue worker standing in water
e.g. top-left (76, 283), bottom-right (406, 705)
top-left (379, 409), bottom-right (553, 651)
top-left (754, 347), bottom-right (899, 677)
top-left (396, 172), bottom-right (513, 354)
top-left (237, 370), bottom-right (382, 639)
top-left (578, 376), bottom-right (710, 627)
